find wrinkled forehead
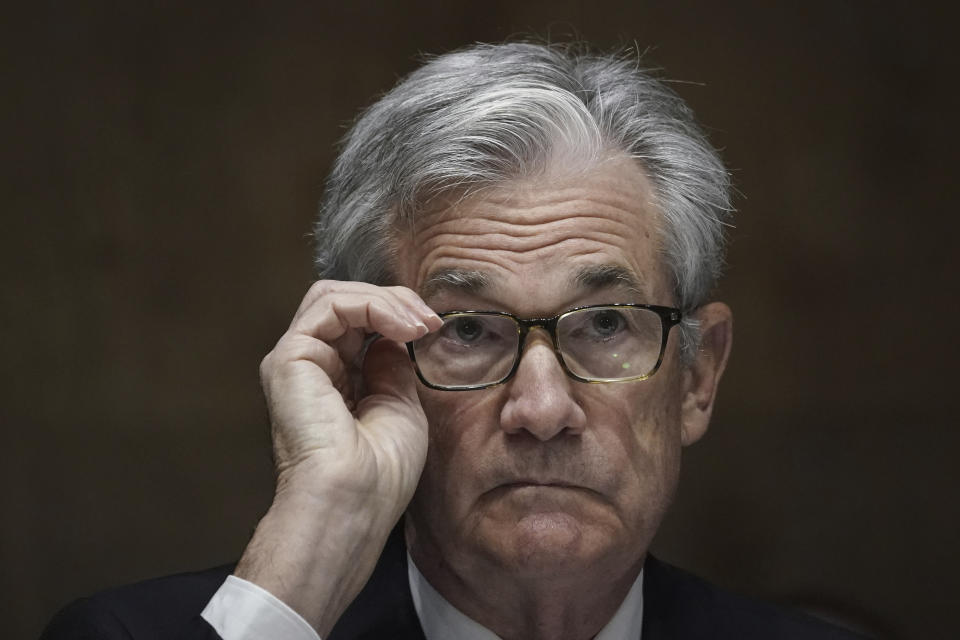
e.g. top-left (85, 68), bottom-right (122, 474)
top-left (391, 156), bottom-right (672, 312)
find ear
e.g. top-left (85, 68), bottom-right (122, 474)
top-left (680, 302), bottom-right (733, 446)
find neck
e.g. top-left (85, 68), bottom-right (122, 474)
top-left (405, 519), bottom-right (644, 640)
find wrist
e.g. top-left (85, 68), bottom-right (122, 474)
top-left (235, 485), bottom-right (395, 636)
top-left (274, 453), bottom-right (409, 530)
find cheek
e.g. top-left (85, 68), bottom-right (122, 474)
top-left (582, 383), bottom-right (684, 520)
top-left (414, 388), bottom-right (501, 510)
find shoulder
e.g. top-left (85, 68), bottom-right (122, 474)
top-left (41, 564), bottom-right (234, 640)
top-left (642, 556), bottom-right (868, 640)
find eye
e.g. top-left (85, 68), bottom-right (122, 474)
top-left (453, 317), bottom-right (484, 342)
top-left (591, 310), bottom-right (624, 336)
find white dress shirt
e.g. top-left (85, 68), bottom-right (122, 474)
top-left (202, 555), bottom-right (644, 640)
top-left (408, 555), bottom-right (645, 640)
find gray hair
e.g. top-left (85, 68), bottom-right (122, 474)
top-left (314, 42), bottom-right (732, 358)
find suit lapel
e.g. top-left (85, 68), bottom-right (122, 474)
top-left (328, 523), bottom-right (426, 640)
top-left (640, 555), bottom-right (678, 640)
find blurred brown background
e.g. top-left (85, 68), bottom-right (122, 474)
top-left (5, 2), bottom-right (958, 638)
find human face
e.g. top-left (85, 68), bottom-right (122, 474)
top-left (397, 157), bottom-right (690, 581)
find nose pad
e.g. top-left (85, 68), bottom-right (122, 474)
top-left (499, 330), bottom-right (587, 440)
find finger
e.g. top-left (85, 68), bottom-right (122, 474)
top-left (290, 280), bottom-right (365, 321)
top-left (292, 294), bottom-right (428, 345)
top-left (360, 338), bottom-right (419, 404)
top-left (383, 286), bottom-right (444, 331)
top-left (329, 325), bottom-right (366, 370)
top-left (356, 339), bottom-right (430, 490)
top-left (290, 281), bottom-right (418, 325)
top-left (357, 339), bottom-right (427, 448)
top-left (260, 338), bottom-right (358, 468)
top-left (266, 332), bottom-right (350, 394)
top-left (292, 281), bottom-right (442, 332)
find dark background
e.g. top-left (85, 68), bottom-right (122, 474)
top-left (5, 2), bottom-right (958, 638)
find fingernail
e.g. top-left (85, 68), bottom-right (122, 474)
top-left (422, 310), bottom-right (442, 326)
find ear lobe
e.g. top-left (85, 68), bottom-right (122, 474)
top-left (680, 302), bottom-right (733, 447)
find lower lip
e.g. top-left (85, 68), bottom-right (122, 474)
top-left (490, 484), bottom-right (591, 515)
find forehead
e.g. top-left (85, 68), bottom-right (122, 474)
top-left (394, 157), bottom-right (670, 312)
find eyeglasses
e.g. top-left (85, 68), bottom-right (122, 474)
top-left (406, 303), bottom-right (682, 391)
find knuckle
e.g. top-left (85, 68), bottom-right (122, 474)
top-left (283, 331), bottom-right (323, 353)
top-left (259, 350), bottom-right (280, 389)
top-left (310, 279), bottom-right (377, 296)
top-left (306, 279), bottom-right (336, 299)
top-left (305, 280), bottom-right (384, 311)
top-left (259, 352), bottom-right (272, 374)
top-left (310, 279), bottom-right (335, 292)
top-left (387, 285), bottom-right (418, 300)
top-left (276, 333), bottom-right (339, 368)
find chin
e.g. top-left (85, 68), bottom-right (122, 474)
top-left (478, 509), bottom-right (616, 576)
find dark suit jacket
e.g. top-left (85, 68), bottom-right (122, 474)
top-left (42, 527), bottom-right (864, 639)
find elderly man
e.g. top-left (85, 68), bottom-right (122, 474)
top-left (44, 42), bottom-right (862, 640)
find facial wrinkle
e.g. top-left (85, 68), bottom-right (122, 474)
top-left (469, 175), bottom-right (655, 217)
top-left (440, 197), bottom-right (645, 230)
top-left (419, 211), bottom-right (641, 244)
top-left (421, 236), bottom-right (621, 269)
top-left (414, 217), bottom-right (648, 275)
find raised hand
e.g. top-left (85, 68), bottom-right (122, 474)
top-left (235, 280), bottom-right (442, 636)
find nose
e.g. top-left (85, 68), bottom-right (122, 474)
top-left (499, 331), bottom-right (587, 440)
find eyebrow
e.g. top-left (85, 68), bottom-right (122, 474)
top-left (573, 264), bottom-right (645, 296)
top-left (420, 268), bottom-right (492, 300)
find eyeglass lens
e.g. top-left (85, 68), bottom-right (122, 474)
top-left (411, 307), bottom-right (664, 388)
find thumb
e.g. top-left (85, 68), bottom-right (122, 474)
top-left (359, 339), bottom-right (428, 466)
top-left (362, 338), bottom-right (420, 403)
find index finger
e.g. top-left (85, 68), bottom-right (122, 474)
top-left (292, 292), bottom-right (433, 346)
top-left (291, 281), bottom-right (436, 326)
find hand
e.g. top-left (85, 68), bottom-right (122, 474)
top-left (262, 280), bottom-right (440, 510)
top-left (235, 280), bottom-right (442, 635)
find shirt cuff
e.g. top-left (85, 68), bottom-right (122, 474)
top-left (201, 575), bottom-right (320, 640)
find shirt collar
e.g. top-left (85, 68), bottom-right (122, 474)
top-left (407, 553), bottom-right (644, 640)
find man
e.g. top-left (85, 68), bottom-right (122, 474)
top-left (43, 42), bottom-right (863, 639)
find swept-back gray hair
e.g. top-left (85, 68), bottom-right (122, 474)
top-left (314, 42), bottom-right (732, 356)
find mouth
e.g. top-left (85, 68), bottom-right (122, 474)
top-left (480, 480), bottom-right (603, 516)
top-left (500, 480), bottom-right (580, 489)
top-left (490, 479), bottom-right (603, 499)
